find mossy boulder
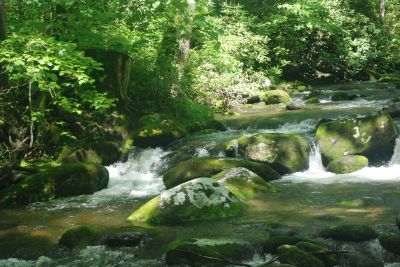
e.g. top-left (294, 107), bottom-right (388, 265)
top-left (58, 142), bottom-right (121, 166)
top-left (262, 236), bottom-right (307, 254)
top-left (305, 97), bottom-right (320, 104)
top-left (379, 232), bottom-right (400, 255)
top-left (320, 224), bottom-right (378, 242)
top-left (128, 178), bottom-right (242, 224)
top-left (224, 133), bottom-right (309, 175)
top-left (264, 90), bottom-right (291, 105)
top-left (163, 157), bottom-right (281, 189)
top-left (295, 242), bottom-right (336, 267)
top-left (379, 76), bottom-right (400, 83)
top-left (211, 167), bottom-right (277, 199)
top-left (134, 114), bottom-right (226, 148)
top-left (326, 155), bottom-right (368, 174)
top-left (134, 117), bottom-right (188, 148)
top-left (0, 163), bottom-right (109, 206)
top-left (316, 113), bottom-right (398, 165)
top-left (59, 226), bottom-right (99, 248)
top-left (165, 238), bottom-right (253, 267)
top-left (277, 245), bottom-right (324, 267)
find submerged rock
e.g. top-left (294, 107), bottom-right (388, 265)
top-left (262, 235), bottom-right (307, 254)
top-left (326, 155), bottom-right (368, 174)
top-left (165, 238), bottom-right (253, 267)
top-left (128, 178), bottom-right (242, 224)
top-left (295, 242), bottom-right (336, 267)
top-left (316, 113), bottom-right (398, 165)
top-left (264, 90), bottom-right (291, 105)
top-left (379, 232), bottom-right (400, 255)
top-left (211, 167), bottom-right (276, 199)
top-left (0, 163), bottom-right (109, 206)
top-left (59, 226), bottom-right (99, 248)
top-left (163, 157), bottom-right (281, 189)
top-left (101, 231), bottom-right (148, 248)
top-left (331, 92), bottom-right (357, 101)
top-left (224, 133), bottom-right (309, 175)
top-left (277, 245), bottom-right (324, 267)
top-left (320, 224), bottom-right (378, 242)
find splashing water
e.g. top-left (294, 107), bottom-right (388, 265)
top-left (105, 148), bottom-right (169, 198)
top-left (283, 138), bottom-right (400, 184)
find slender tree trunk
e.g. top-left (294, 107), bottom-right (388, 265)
top-left (379, 0), bottom-right (385, 24)
top-left (178, 0), bottom-right (196, 63)
top-left (0, 0), bottom-right (6, 41)
top-left (0, 0), bottom-right (7, 93)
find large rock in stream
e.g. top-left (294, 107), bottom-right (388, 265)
top-left (211, 167), bottom-right (277, 199)
top-left (264, 90), bottom-right (291, 105)
top-left (132, 113), bottom-right (227, 148)
top-left (316, 113), bottom-right (398, 165)
top-left (0, 163), bottom-right (109, 206)
top-left (128, 178), bottom-right (242, 224)
top-left (163, 157), bottom-right (281, 189)
top-left (326, 155), bottom-right (368, 174)
top-left (224, 133), bottom-right (309, 175)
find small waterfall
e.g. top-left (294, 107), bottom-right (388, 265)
top-left (390, 137), bottom-right (400, 165)
top-left (307, 142), bottom-right (326, 174)
top-left (104, 148), bottom-right (169, 198)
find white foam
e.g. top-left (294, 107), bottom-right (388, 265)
top-left (104, 148), bottom-right (169, 198)
top-left (282, 139), bottom-right (400, 184)
top-left (259, 119), bottom-right (318, 134)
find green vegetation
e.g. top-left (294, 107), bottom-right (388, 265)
top-left (0, 0), bottom-right (399, 173)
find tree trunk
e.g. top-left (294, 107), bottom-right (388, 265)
top-left (178, 0), bottom-right (196, 63)
top-left (379, 0), bottom-right (385, 24)
top-left (0, 0), bottom-right (6, 40)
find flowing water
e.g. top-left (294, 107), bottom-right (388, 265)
top-left (1, 81), bottom-right (400, 266)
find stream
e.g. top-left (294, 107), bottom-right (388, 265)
top-left (1, 81), bottom-right (400, 266)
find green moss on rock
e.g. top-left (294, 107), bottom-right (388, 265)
top-left (379, 76), bottom-right (400, 83)
top-left (165, 238), bottom-right (253, 267)
top-left (316, 113), bottom-right (398, 165)
top-left (128, 178), bottom-right (243, 224)
top-left (224, 133), bottom-right (309, 175)
top-left (0, 163), bottom-right (109, 206)
top-left (262, 236), bottom-right (306, 254)
top-left (58, 142), bottom-right (121, 166)
top-left (326, 155), bottom-right (368, 174)
top-left (163, 157), bottom-right (281, 189)
top-left (59, 226), bottom-right (99, 248)
top-left (211, 167), bottom-right (277, 199)
top-left (264, 90), bottom-right (291, 105)
top-left (134, 119), bottom-right (188, 148)
top-left (320, 224), bottom-right (378, 242)
top-left (278, 245), bottom-right (324, 267)
top-left (305, 97), bottom-right (320, 104)
top-left (379, 232), bottom-right (400, 255)
top-left (295, 242), bottom-right (336, 267)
